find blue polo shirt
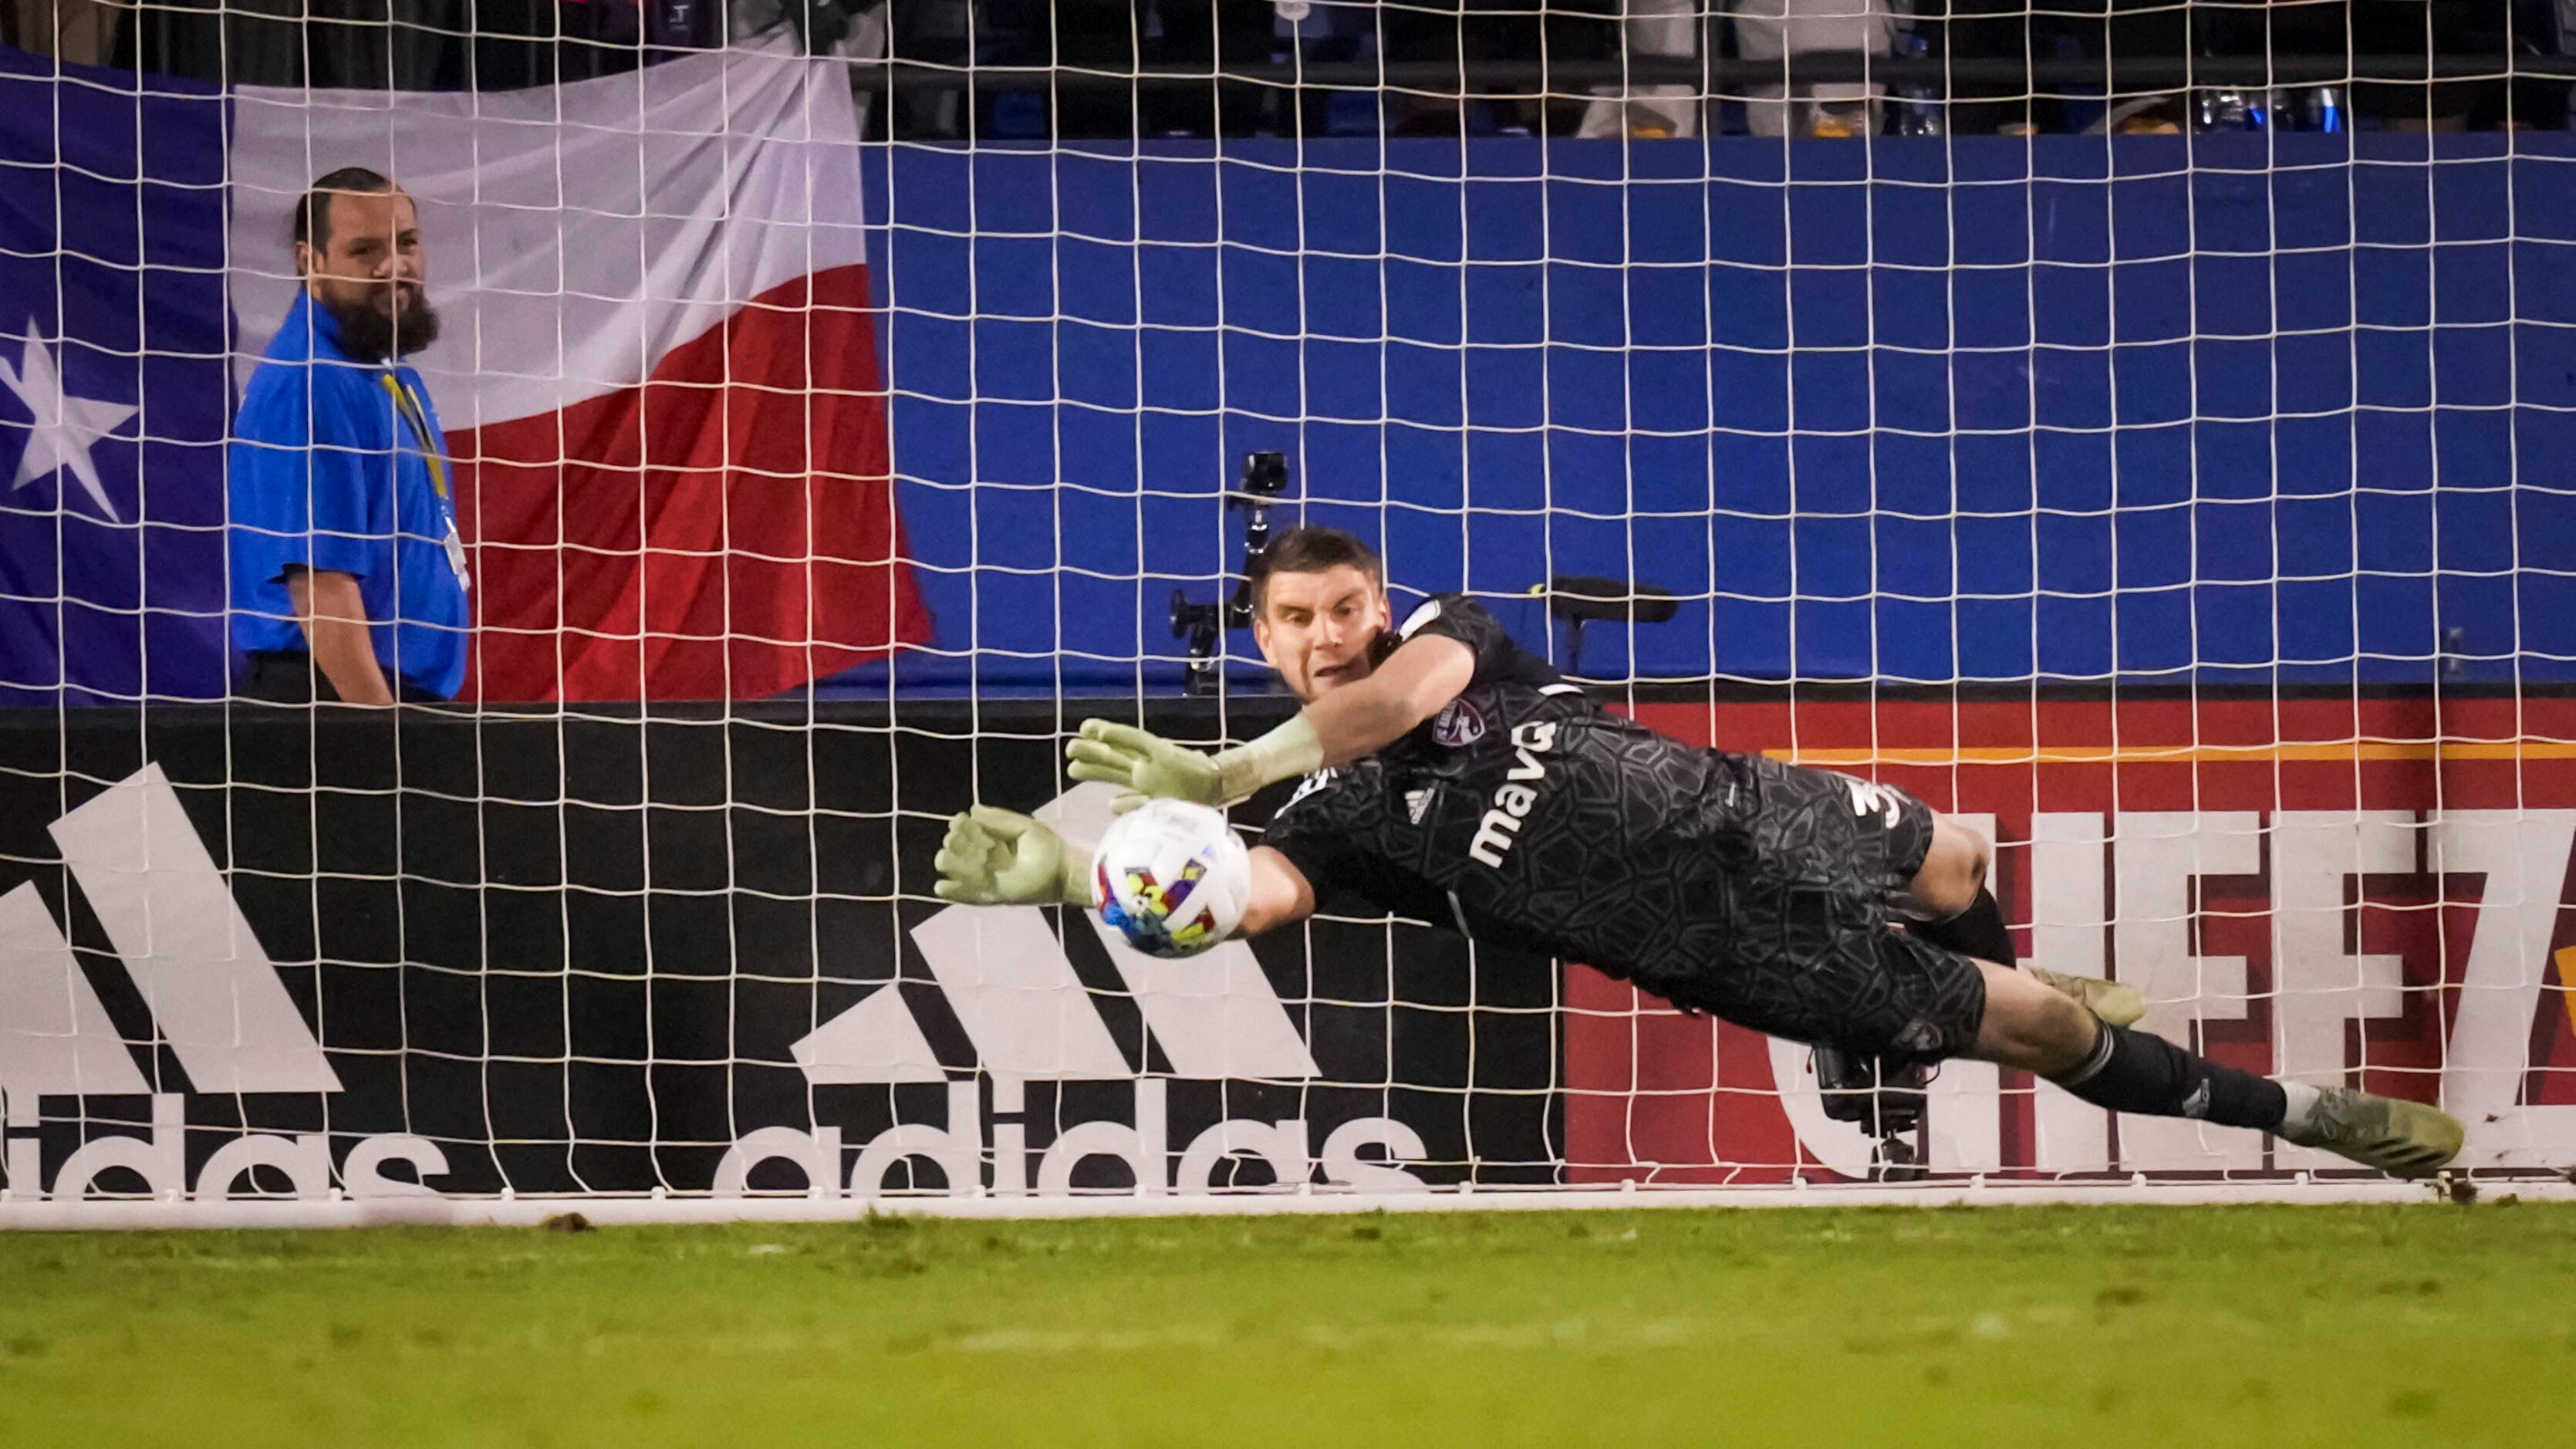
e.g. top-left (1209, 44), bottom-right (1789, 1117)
top-left (228, 292), bottom-right (471, 701)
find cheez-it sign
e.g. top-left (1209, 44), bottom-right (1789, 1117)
top-left (1566, 693), bottom-right (2576, 1182)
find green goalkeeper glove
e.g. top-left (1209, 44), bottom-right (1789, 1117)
top-left (1065, 721), bottom-right (1228, 813)
top-left (1065, 718), bottom-right (1324, 814)
top-left (932, 806), bottom-right (1096, 907)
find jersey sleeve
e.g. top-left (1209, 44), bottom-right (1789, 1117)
top-left (1261, 771), bottom-right (1363, 901)
top-left (1391, 593), bottom-right (1524, 686)
top-left (228, 368), bottom-right (386, 586)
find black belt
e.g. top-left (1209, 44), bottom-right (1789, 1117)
top-left (235, 650), bottom-right (448, 704)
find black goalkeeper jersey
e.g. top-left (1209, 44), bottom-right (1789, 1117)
top-left (1262, 594), bottom-right (1757, 1003)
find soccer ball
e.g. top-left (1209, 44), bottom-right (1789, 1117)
top-left (1093, 799), bottom-right (1251, 958)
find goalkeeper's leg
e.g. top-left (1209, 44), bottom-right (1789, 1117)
top-left (1748, 782), bottom-right (2458, 1177)
top-left (1969, 961), bottom-right (2464, 1179)
top-left (1908, 819), bottom-right (2146, 1025)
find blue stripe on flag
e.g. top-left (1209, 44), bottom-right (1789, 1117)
top-left (0, 46), bottom-right (231, 705)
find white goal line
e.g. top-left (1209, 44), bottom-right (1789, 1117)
top-left (5, 1176), bottom-right (2571, 1231)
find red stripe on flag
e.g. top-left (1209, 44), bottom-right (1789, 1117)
top-left (452, 264), bottom-right (929, 702)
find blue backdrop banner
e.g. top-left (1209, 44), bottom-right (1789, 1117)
top-left (854, 134), bottom-right (2576, 696)
top-left (5, 83), bottom-right (2570, 704)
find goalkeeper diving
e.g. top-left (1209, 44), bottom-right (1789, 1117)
top-left (935, 526), bottom-right (2463, 1178)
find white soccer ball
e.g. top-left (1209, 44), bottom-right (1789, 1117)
top-left (1093, 799), bottom-right (1251, 958)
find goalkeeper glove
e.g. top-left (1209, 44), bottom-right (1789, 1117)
top-left (1065, 717), bottom-right (1323, 814)
top-left (932, 806), bottom-right (1096, 907)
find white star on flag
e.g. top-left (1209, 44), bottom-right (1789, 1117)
top-left (0, 319), bottom-right (136, 522)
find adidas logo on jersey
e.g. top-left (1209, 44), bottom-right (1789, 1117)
top-left (1405, 789), bottom-right (1433, 825)
top-left (1467, 721), bottom-right (1558, 869)
top-left (0, 765), bottom-right (446, 1202)
top-left (718, 783), bottom-right (1430, 1201)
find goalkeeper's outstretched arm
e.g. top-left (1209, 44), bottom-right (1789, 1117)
top-left (1237, 846), bottom-right (1318, 937)
top-left (1297, 631), bottom-right (1474, 767)
top-left (930, 806), bottom-right (1317, 940)
top-left (1067, 633), bottom-right (1474, 810)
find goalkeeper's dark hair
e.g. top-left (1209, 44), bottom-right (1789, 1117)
top-left (292, 167), bottom-right (399, 255)
top-left (1247, 525), bottom-right (1383, 609)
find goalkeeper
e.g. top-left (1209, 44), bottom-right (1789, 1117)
top-left (936, 526), bottom-right (2463, 1178)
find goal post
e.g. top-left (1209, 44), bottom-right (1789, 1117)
top-left (3, 9), bottom-right (2575, 1222)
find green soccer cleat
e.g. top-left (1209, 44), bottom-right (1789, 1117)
top-left (2276, 1087), bottom-right (2466, 1179)
top-left (2024, 965), bottom-right (2147, 1027)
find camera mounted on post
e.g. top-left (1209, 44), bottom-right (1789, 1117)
top-left (1171, 451), bottom-right (1292, 695)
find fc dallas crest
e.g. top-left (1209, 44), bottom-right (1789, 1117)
top-left (1432, 697), bottom-right (1486, 748)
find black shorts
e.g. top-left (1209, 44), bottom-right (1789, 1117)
top-left (1687, 754), bottom-right (1987, 1063)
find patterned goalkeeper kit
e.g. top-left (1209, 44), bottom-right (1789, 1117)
top-left (1264, 595), bottom-right (1989, 1062)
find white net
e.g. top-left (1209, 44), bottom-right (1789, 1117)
top-left (2, 5), bottom-right (2574, 1221)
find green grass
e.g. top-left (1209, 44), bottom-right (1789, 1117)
top-left (3, 1204), bottom-right (2571, 1447)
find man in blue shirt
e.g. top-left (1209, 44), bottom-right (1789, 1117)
top-left (230, 167), bottom-right (470, 704)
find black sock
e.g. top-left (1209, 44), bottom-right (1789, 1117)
top-left (1915, 887), bottom-right (2016, 967)
top-left (2051, 1022), bottom-right (2288, 1131)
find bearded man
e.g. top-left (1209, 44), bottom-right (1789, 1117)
top-left (228, 167), bottom-right (468, 704)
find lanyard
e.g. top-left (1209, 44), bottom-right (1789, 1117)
top-left (379, 372), bottom-right (451, 504)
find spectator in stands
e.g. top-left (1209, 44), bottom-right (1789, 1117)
top-left (1578, 0), bottom-right (1701, 137)
top-left (1732, 0), bottom-right (1899, 138)
top-left (2333, 0), bottom-right (2570, 131)
top-left (1376, 0), bottom-right (1619, 136)
top-left (1, 0), bottom-right (123, 64)
top-left (228, 168), bottom-right (471, 704)
top-left (1153, 0), bottom-right (1278, 136)
top-left (964, 1), bottom-right (1276, 137)
top-left (1930, 1), bottom-right (2574, 137)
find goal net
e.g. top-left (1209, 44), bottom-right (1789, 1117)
top-left (2, 4), bottom-right (2574, 1221)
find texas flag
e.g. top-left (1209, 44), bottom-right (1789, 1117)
top-left (0, 53), bottom-right (232, 706)
top-left (0, 36), bottom-right (927, 705)
top-left (228, 38), bottom-right (928, 701)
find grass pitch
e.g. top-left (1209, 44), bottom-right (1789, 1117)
top-left (3, 1203), bottom-right (2568, 1447)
